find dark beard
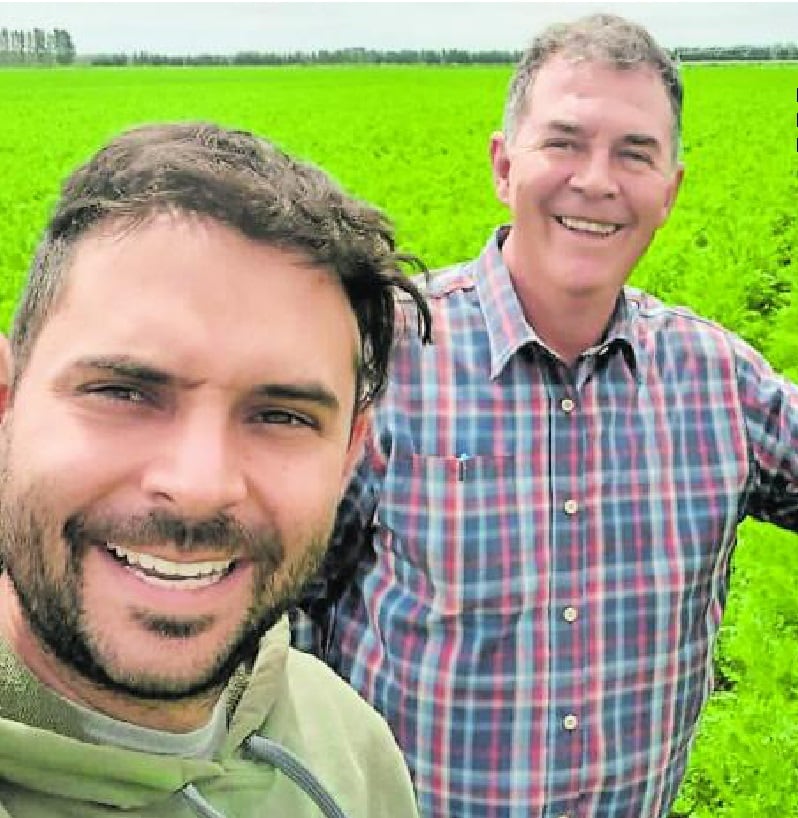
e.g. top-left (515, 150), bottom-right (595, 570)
top-left (0, 488), bottom-right (326, 702)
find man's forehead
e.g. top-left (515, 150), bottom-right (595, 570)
top-left (519, 55), bottom-right (673, 132)
top-left (61, 214), bottom-right (336, 304)
top-left (22, 215), bottom-right (361, 392)
top-left (531, 53), bottom-right (667, 92)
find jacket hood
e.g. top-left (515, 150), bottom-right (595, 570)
top-left (0, 614), bottom-right (415, 818)
top-left (0, 619), bottom-right (287, 810)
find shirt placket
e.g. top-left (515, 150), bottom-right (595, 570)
top-left (546, 356), bottom-right (589, 818)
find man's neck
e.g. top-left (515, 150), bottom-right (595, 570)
top-left (0, 575), bottom-right (219, 733)
top-left (501, 238), bottom-right (620, 367)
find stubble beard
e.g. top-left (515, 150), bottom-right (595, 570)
top-left (0, 476), bottom-right (328, 703)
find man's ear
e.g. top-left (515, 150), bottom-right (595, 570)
top-left (0, 335), bottom-right (13, 421)
top-left (341, 409), bottom-right (370, 490)
top-left (658, 162), bottom-right (685, 227)
top-left (489, 131), bottom-right (512, 207)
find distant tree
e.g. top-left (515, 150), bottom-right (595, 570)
top-left (32, 27), bottom-right (49, 63)
top-left (53, 29), bottom-right (75, 64)
top-left (11, 29), bottom-right (23, 62)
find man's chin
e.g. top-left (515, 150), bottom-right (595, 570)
top-left (59, 609), bottom-right (280, 703)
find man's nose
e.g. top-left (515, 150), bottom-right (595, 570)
top-left (568, 150), bottom-right (619, 199)
top-left (140, 411), bottom-right (247, 518)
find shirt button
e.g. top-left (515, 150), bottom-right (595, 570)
top-left (563, 499), bottom-right (579, 515)
top-left (560, 397), bottom-right (575, 413)
top-left (562, 714), bottom-right (579, 731)
top-left (563, 606), bottom-right (578, 623)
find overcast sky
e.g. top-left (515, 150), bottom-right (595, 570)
top-left (2, 2), bottom-right (797, 55)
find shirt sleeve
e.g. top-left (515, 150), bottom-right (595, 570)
top-left (735, 335), bottom-right (798, 529)
top-left (290, 427), bottom-right (382, 657)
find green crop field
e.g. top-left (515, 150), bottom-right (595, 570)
top-left (1, 64), bottom-right (797, 816)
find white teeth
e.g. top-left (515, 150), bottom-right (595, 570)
top-left (127, 568), bottom-right (224, 590)
top-left (107, 543), bottom-right (233, 581)
top-left (558, 215), bottom-right (620, 236)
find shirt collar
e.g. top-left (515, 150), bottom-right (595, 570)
top-left (474, 228), bottom-right (539, 380)
top-left (474, 227), bottom-right (641, 380)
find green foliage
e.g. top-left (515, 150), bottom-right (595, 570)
top-left (0, 64), bottom-right (796, 815)
top-left (671, 524), bottom-right (798, 818)
top-left (0, 65), bottom-right (511, 331)
top-left (632, 66), bottom-right (798, 361)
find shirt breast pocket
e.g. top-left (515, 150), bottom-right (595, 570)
top-left (375, 453), bottom-right (540, 614)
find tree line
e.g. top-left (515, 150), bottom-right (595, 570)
top-left (0, 28), bottom-right (75, 64)
top-left (90, 47), bottom-right (524, 67)
top-left (90, 44), bottom-right (798, 67)
top-left (89, 43), bottom-right (798, 67)
top-left (675, 43), bottom-right (798, 61)
top-left (1, 28), bottom-right (796, 68)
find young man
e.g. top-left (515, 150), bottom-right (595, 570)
top-left (296, 14), bottom-right (798, 818)
top-left (0, 122), bottom-right (429, 817)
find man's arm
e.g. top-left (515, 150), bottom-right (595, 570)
top-left (736, 336), bottom-right (798, 528)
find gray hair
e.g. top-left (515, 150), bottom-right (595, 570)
top-left (503, 14), bottom-right (683, 161)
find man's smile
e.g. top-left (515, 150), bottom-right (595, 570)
top-left (86, 540), bottom-right (255, 617)
top-left (553, 214), bottom-right (624, 237)
top-left (104, 542), bottom-right (237, 589)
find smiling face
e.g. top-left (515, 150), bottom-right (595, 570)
top-left (491, 55), bottom-right (683, 310)
top-left (0, 214), bottom-right (365, 728)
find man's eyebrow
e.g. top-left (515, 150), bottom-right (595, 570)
top-left (544, 120), bottom-right (584, 136)
top-left (69, 356), bottom-right (195, 387)
top-left (69, 357), bottom-right (341, 409)
top-left (251, 383), bottom-right (340, 412)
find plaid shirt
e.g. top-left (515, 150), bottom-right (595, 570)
top-left (294, 229), bottom-right (798, 818)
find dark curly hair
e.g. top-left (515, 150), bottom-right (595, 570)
top-left (11, 121), bottom-right (431, 410)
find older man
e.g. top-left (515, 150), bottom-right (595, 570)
top-left (0, 122), bottom-right (429, 817)
top-left (296, 14), bottom-right (798, 818)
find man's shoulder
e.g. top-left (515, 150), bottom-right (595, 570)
top-left (397, 257), bottom-right (479, 304)
top-left (253, 648), bottom-right (417, 816)
top-left (280, 648), bottom-right (400, 742)
top-left (625, 287), bottom-right (741, 348)
top-left (428, 257), bottom-right (480, 299)
top-left (622, 287), bottom-right (789, 389)
top-left (392, 255), bottom-right (485, 353)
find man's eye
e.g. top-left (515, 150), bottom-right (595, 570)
top-left (80, 384), bottom-right (149, 404)
top-left (544, 139), bottom-right (576, 151)
top-left (252, 409), bottom-right (315, 428)
top-left (620, 149), bottom-right (654, 165)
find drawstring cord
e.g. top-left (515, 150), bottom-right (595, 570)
top-left (245, 735), bottom-right (349, 818)
top-left (179, 734), bottom-right (350, 818)
top-left (181, 784), bottom-right (227, 818)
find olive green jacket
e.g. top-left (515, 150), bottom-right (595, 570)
top-left (0, 617), bottom-right (419, 817)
